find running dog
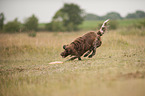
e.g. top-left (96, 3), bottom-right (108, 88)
top-left (60, 19), bottom-right (109, 60)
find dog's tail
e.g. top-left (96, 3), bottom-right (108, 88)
top-left (98, 19), bottom-right (109, 36)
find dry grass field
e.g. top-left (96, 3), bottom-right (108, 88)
top-left (0, 29), bottom-right (145, 96)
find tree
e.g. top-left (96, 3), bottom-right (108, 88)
top-left (61, 3), bottom-right (84, 26)
top-left (47, 3), bottom-right (84, 31)
top-left (4, 18), bottom-right (21, 32)
top-left (102, 12), bottom-right (122, 20)
top-left (0, 13), bottom-right (5, 31)
top-left (84, 12), bottom-right (123, 21)
top-left (135, 10), bottom-right (145, 18)
top-left (85, 13), bottom-right (100, 21)
top-left (24, 14), bottom-right (38, 31)
top-left (126, 10), bottom-right (145, 19)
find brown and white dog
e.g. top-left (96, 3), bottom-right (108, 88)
top-left (60, 19), bottom-right (109, 60)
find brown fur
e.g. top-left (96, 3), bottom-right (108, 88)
top-left (60, 19), bottom-right (109, 60)
top-left (60, 31), bottom-right (102, 60)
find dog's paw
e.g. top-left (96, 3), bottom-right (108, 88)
top-left (78, 57), bottom-right (82, 60)
top-left (84, 54), bottom-right (88, 57)
top-left (88, 55), bottom-right (93, 58)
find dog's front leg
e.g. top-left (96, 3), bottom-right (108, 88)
top-left (68, 56), bottom-right (77, 61)
top-left (68, 56), bottom-right (81, 60)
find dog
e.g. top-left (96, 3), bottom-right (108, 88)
top-left (60, 19), bottom-right (109, 60)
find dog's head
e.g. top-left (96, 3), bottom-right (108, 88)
top-left (60, 45), bottom-right (72, 58)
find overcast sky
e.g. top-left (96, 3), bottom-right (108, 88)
top-left (0, 0), bottom-right (145, 23)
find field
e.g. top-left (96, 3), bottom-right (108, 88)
top-left (0, 20), bottom-right (145, 96)
top-left (78, 18), bottom-right (145, 30)
top-left (39, 18), bottom-right (145, 30)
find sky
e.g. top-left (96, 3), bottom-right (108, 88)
top-left (0, 0), bottom-right (145, 23)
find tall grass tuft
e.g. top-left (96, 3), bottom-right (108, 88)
top-left (28, 31), bottom-right (37, 37)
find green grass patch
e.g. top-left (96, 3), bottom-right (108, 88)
top-left (79, 20), bottom-right (103, 30)
top-left (79, 18), bottom-right (145, 30)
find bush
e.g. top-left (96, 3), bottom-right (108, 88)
top-left (28, 31), bottom-right (37, 37)
top-left (45, 21), bottom-right (79, 32)
top-left (109, 20), bottom-right (118, 30)
top-left (3, 18), bottom-right (21, 33)
top-left (128, 19), bottom-right (145, 29)
top-left (0, 13), bottom-right (5, 31)
top-left (24, 14), bottom-right (38, 31)
top-left (139, 19), bottom-right (145, 28)
top-left (45, 21), bottom-right (66, 32)
top-left (66, 22), bottom-right (77, 31)
top-left (45, 23), bottom-right (52, 31)
top-left (97, 20), bottom-right (118, 30)
top-left (47, 3), bottom-right (84, 32)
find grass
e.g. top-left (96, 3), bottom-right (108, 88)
top-left (79, 18), bottom-right (145, 30)
top-left (118, 18), bottom-right (145, 27)
top-left (78, 20), bottom-right (103, 30)
top-left (0, 29), bottom-right (145, 96)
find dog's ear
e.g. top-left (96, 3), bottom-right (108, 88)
top-left (63, 45), bottom-right (66, 49)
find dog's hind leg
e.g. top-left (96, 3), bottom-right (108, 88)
top-left (88, 48), bottom-right (96, 58)
top-left (84, 50), bottom-right (92, 57)
top-left (78, 57), bottom-right (81, 60)
top-left (88, 41), bottom-right (97, 58)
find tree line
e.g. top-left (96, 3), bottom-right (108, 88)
top-left (85, 10), bottom-right (145, 21)
top-left (0, 13), bottom-right (38, 33)
top-left (0, 3), bottom-right (84, 33)
top-left (0, 3), bottom-right (145, 33)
